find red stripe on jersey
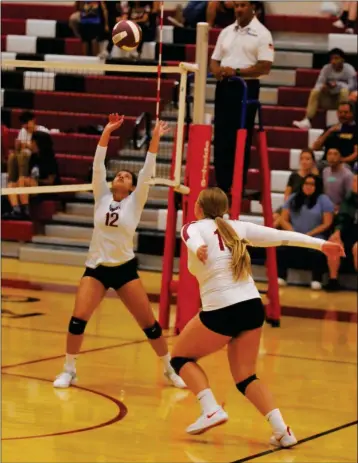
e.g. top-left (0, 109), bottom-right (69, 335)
top-left (182, 221), bottom-right (196, 242)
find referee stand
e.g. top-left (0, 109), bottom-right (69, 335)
top-left (230, 76), bottom-right (281, 327)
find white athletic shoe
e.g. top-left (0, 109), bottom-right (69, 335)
top-left (270, 426), bottom-right (297, 448)
top-left (53, 370), bottom-right (77, 388)
top-left (293, 118), bottom-right (311, 129)
top-left (278, 278), bottom-right (287, 287)
top-left (164, 370), bottom-right (187, 389)
top-left (186, 407), bottom-right (228, 435)
top-left (311, 281), bottom-right (322, 291)
top-left (332, 19), bottom-right (345, 28)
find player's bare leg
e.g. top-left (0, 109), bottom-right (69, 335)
top-left (53, 277), bottom-right (106, 388)
top-left (228, 328), bottom-right (297, 448)
top-left (171, 315), bottom-right (230, 434)
top-left (117, 279), bottom-right (186, 388)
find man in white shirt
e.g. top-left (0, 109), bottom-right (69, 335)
top-left (210, 1), bottom-right (274, 195)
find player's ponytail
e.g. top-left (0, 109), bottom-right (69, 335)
top-left (197, 187), bottom-right (252, 281)
top-left (214, 217), bottom-right (252, 281)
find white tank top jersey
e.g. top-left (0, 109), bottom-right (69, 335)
top-left (85, 145), bottom-right (156, 268)
top-left (181, 219), bottom-right (326, 312)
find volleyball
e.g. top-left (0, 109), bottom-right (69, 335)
top-left (112, 20), bottom-right (142, 51)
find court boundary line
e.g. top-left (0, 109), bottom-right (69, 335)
top-left (232, 420), bottom-right (358, 463)
top-left (2, 371), bottom-right (128, 441)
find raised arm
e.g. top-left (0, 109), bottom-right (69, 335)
top-left (93, 114), bottom-right (124, 201)
top-left (131, 120), bottom-right (170, 209)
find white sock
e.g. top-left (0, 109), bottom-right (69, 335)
top-left (265, 408), bottom-right (287, 434)
top-left (160, 353), bottom-right (173, 373)
top-left (197, 388), bottom-right (219, 415)
top-left (65, 354), bottom-right (77, 372)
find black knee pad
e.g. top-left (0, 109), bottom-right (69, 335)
top-left (68, 316), bottom-right (87, 335)
top-left (143, 321), bottom-right (162, 340)
top-left (170, 356), bottom-right (195, 375)
top-left (236, 374), bottom-right (258, 395)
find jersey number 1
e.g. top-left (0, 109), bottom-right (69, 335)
top-left (105, 212), bottom-right (119, 227)
top-left (214, 230), bottom-right (225, 251)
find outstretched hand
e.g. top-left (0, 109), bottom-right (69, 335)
top-left (104, 113), bottom-right (125, 134)
top-left (321, 241), bottom-right (345, 260)
top-left (152, 120), bottom-right (170, 139)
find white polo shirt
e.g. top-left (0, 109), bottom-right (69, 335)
top-left (211, 17), bottom-right (274, 70)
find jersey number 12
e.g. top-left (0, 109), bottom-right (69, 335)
top-left (105, 212), bottom-right (119, 227)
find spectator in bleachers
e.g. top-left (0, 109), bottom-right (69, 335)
top-left (333, 1), bottom-right (357, 34)
top-left (69, 1), bottom-right (81, 38)
top-left (278, 174), bottom-right (334, 290)
top-left (325, 171), bottom-right (358, 290)
top-left (28, 131), bottom-right (60, 188)
top-left (169, 1), bottom-right (264, 29)
top-left (323, 148), bottom-right (353, 209)
top-left (1, 124), bottom-right (9, 173)
top-left (16, 111), bottom-right (49, 150)
top-left (311, 101), bottom-right (357, 169)
top-left (293, 48), bottom-right (356, 130)
top-left (78, 1), bottom-right (109, 56)
top-left (273, 149), bottom-right (319, 228)
top-left (116, 1), bottom-right (159, 58)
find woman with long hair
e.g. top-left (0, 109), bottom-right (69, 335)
top-left (54, 114), bottom-right (185, 389)
top-left (170, 187), bottom-right (343, 446)
top-left (279, 174), bottom-right (334, 289)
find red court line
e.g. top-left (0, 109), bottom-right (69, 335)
top-left (2, 277), bottom-right (356, 323)
top-left (2, 371), bottom-right (127, 441)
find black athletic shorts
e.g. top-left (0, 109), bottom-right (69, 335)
top-left (83, 258), bottom-right (139, 290)
top-left (199, 298), bottom-right (265, 338)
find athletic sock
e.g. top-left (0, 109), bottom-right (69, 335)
top-left (160, 353), bottom-right (173, 373)
top-left (265, 408), bottom-right (287, 434)
top-left (65, 354), bottom-right (77, 372)
top-left (197, 388), bottom-right (220, 415)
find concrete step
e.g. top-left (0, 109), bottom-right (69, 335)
top-left (75, 186), bottom-right (169, 204)
top-left (32, 235), bottom-right (91, 248)
top-left (187, 86), bottom-right (278, 105)
top-left (45, 224), bottom-right (94, 239)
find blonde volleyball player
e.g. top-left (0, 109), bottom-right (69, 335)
top-left (54, 114), bottom-right (185, 389)
top-left (170, 187), bottom-right (344, 445)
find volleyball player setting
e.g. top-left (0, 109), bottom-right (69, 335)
top-left (112, 20), bottom-right (142, 51)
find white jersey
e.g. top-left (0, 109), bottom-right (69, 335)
top-left (85, 145), bottom-right (156, 268)
top-left (181, 219), bottom-right (325, 311)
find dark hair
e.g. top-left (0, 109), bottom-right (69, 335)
top-left (300, 148), bottom-right (316, 163)
top-left (119, 169), bottom-right (138, 187)
top-left (31, 131), bottom-right (54, 158)
top-left (19, 111), bottom-right (35, 124)
top-left (329, 48), bottom-right (345, 60)
top-left (338, 100), bottom-right (355, 114)
top-left (290, 174), bottom-right (323, 212)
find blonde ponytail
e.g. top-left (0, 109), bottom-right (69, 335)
top-left (215, 217), bottom-right (252, 281)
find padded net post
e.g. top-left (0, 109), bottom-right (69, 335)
top-left (175, 124), bottom-right (212, 333)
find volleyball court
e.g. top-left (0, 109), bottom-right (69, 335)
top-left (1, 22), bottom-right (280, 333)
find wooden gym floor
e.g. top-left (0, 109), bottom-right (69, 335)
top-left (1, 258), bottom-right (357, 463)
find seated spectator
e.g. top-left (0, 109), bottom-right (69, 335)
top-left (29, 131), bottom-right (60, 188)
top-left (17, 111), bottom-right (49, 151)
top-left (333, 1), bottom-right (357, 33)
top-left (323, 148), bottom-right (353, 209)
top-left (273, 148), bottom-right (319, 228)
top-left (116, 1), bottom-right (158, 58)
top-left (168, 1), bottom-right (207, 28)
top-left (278, 174), bottom-right (334, 290)
top-left (311, 101), bottom-right (357, 169)
top-left (3, 131), bottom-right (58, 220)
top-left (293, 48), bottom-right (356, 129)
top-left (206, 1), bottom-right (235, 28)
top-left (78, 1), bottom-right (109, 57)
top-left (325, 171), bottom-right (358, 290)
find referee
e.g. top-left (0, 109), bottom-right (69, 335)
top-left (210, 1), bottom-right (274, 194)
